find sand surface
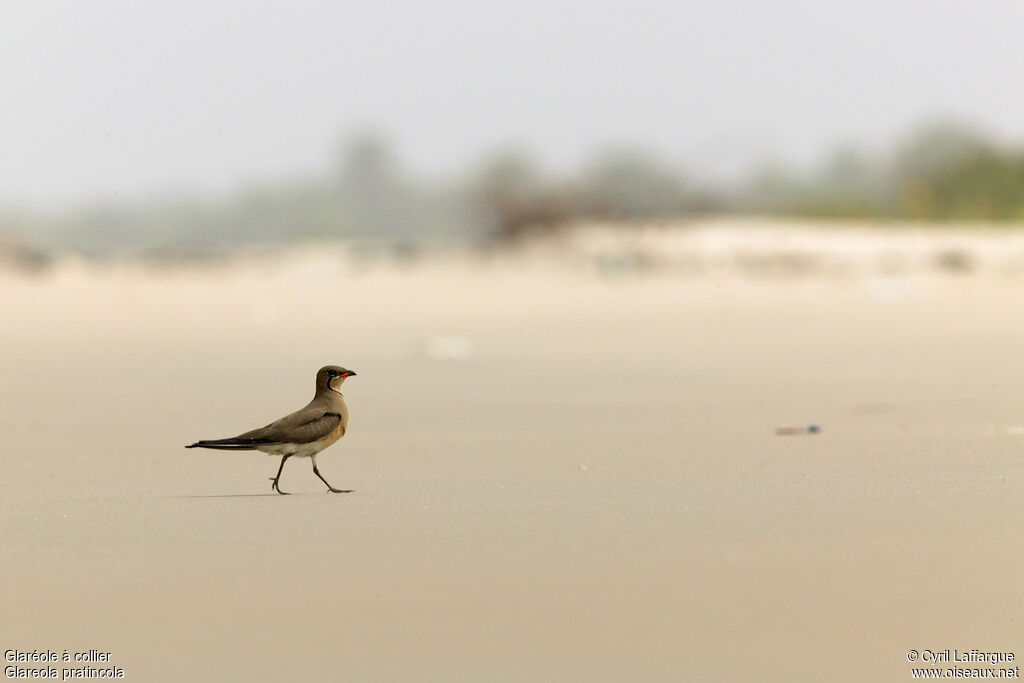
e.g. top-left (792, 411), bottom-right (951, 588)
top-left (2, 231), bottom-right (1024, 680)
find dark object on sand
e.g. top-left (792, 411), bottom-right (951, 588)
top-left (775, 425), bottom-right (822, 435)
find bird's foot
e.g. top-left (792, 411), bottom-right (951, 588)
top-left (270, 478), bottom-right (289, 495)
top-left (327, 487), bottom-right (353, 493)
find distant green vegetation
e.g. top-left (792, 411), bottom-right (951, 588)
top-left (743, 122), bottom-right (1024, 222)
top-left (0, 133), bottom-right (481, 256)
top-left (481, 121), bottom-right (1024, 237)
top-left (4, 121), bottom-right (1024, 257)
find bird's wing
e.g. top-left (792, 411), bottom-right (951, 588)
top-left (241, 409), bottom-right (343, 444)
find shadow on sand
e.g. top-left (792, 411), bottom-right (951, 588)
top-left (162, 493), bottom-right (283, 499)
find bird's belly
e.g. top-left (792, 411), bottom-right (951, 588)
top-left (255, 431), bottom-right (342, 458)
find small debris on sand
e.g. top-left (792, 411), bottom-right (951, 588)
top-left (775, 425), bottom-right (822, 435)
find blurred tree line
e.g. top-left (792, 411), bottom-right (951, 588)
top-left (474, 120), bottom-right (1024, 236)
top-left (0, 131), bottom-right (713, 255)
top-left (742, 121), bottom-right (1024, 221)
top-left (4, 120), bottom-right (1024, 258)
top-left (470, 146), bottom-right (716, 240)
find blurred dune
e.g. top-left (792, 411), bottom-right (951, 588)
top-left (9, 218), bottom-right (1024, 281)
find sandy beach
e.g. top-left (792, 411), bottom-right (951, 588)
top-left (2, 223), bottom-right (1023, 681)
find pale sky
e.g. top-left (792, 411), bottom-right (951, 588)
top-left (3, 0), bottom-right (1024, 208)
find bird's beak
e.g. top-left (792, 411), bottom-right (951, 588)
top-left (341, 370), bottom-right (356, 377)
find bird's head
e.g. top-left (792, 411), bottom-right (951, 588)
top-left (318, 365), bottom-right (356, 393)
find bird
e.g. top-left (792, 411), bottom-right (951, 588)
top-left (186, 365), bottom-right (356, 494)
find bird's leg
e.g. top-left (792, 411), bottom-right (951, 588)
top-left (311, 455), bottom-right (352, 493)
top-left (271, 454), bottom-right (292, 495)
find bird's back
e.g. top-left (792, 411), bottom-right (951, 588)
top-left (240, 390), bottom-right (348, 444)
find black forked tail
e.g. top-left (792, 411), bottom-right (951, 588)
top-left (186, 437), bottom-right (281, 450)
